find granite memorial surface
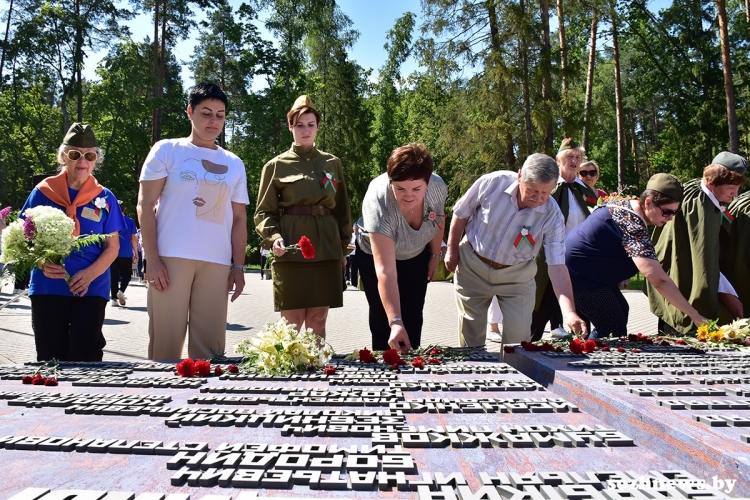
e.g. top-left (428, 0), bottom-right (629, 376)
top-left (1, 356), bottom-right (747, 500)
top-left (505, 345), bottom-right (750, 497)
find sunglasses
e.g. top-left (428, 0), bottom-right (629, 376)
top-left (656, 205), bottom-right (680, 217)
top-left (579, 170), bottom-right (597, 177)
top-left (64, 149), bottom-right (98, 162)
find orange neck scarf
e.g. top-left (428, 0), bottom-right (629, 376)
top-left (36, 171), bottom-right (104, 236)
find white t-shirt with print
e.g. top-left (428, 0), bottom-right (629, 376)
top-left (140, 138), bottom-right (250, 265)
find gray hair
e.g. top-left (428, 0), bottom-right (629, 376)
top-left (56, 144), bottom-right (104, 172)
top-left (520, 153), bottom-right (559, 184)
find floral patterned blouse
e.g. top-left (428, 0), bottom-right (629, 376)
top-left (607, 199), bottom-right (658, 260)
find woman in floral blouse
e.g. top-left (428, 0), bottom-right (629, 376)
top-left (565, 173), bottom-right (707, 338)
top-left (356, 143), bottom-right (447, 351)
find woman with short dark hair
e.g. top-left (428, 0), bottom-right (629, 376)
top-left (565, 173), bottom-right (708, 338)
top-left (357, 143), bottom-right (447, 351)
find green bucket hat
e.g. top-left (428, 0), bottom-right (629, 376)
top-left (711, 151), bottom-right (747, 175)
top-left (62, 123), bottom-right (98, 148)
top-left (646, 173), bottom-right (684, 203)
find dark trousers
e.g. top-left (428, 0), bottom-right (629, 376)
top-left (530, 283), bottom-right (564, 341)
top-left (357, 242), bottom-right (430, 350)
top-left (136, 250), bottom-right (143, 279)
top-left (110, 257), bottom-right (133, 299)
top-left (30, 294), bottom-right (107, 361)
top-left (575, 285), bottom-right (629, 338)
top-left (346, 254), bottom-right (359, 286)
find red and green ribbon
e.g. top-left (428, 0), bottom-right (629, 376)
top-left (321, 171), bottom-right (338, 193)
top-left (513, 225), bottom-right (535, 249)
top-left (721, 209), bottom-right (734, 224)
top-left (423, 209), bottom-right (446, 230)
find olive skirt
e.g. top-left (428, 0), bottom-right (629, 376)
top-left (272, 259), bottom-right (343, 311)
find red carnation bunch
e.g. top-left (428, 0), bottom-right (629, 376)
top-left (176, 358), bottom-right (196, 377)
top-left (382, 349), bottom-right (401, 365)
top-left (569, 339), bottom-right (584, 354)
top-left (195, 359), bottom-right (211, 376)
top-left (22, 373), bottom-right (57, 386)
top-left (359, 348), bottom-right (377, 363)
top-left (411, 356), bottom-right (425, 368)
top-left (323, 365), bottom-right (337, 375)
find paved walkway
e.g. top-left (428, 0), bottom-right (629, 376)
top-left (0, 271), bottom-right (658, 364)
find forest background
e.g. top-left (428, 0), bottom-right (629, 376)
top-left (0, 0), bottom-right (747, 257)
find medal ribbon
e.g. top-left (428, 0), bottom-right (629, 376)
top-left (721, 210), bottom-right (734, 224)
top-left (513, 226), bottom-right (535, 249)
top-left (321, 171), bottom-right (338, 193)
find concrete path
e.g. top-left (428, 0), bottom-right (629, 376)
top-left (0, 271), bottom-right (658, 364)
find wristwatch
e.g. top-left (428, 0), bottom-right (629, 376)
top-left (230, 264), bottom-right (246, 272)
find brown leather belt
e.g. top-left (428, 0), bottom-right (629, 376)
top-left (281, 205), bottom-right (331, 216)
top-left (468, 241), bottom-right (511, 269)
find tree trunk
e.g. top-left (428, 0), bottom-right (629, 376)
top-left (582, 2), bottom-right (597, 154)
top-left (75, 0), bottom-right (82, 121)
top-left (540, 0), bottom-right (554, 153)
top-left (651, 101), bottom-right (660, 151)
top-left (0, 0), bottom-right (14, 85)
top-left (151, 0), bottom-right (163, 145)
top-left (612, 7), bottom-right (625, 190)
top-left (630, 111), bottom-right (639, 178)
top-left (520, 0), bottom-right (532, 154)
top-left (557, 0), bottom-right (569, 135)
top-left (716, 0), bottom-right (739, 153)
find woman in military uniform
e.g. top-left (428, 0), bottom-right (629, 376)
top-left (254, 96), bottom-right (352, 339)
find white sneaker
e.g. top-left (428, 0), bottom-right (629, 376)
top-left (117, 291), bottom-right (126, 306)
top-left (550, 327), bottom-right (568, 339)
top-left (110, 299), bottom-right (118, 307)
top-left (487, 331), bottom-right (503, 343)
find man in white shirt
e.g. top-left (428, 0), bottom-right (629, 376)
top-left (444, 153), bottom-right (587, 348)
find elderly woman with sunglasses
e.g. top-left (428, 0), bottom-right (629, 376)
top-left (577, 160), bottom-right (607, 199)
top-left (565, 173), bottom-right (707, 338)
top-left (19, 123), bottom-right (125, 361)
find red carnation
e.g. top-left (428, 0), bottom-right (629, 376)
top-left (298, 236), bottom-right (315, 259)
top-left (44, 377), bottom-right (58, 386)
top-left (227, 364), bottom-right (240, 373)
top-left (673, 339), bottom-right (687, 345)
top-left (195, 359), bottom-right (211, 377)
top-left (359, 348), bottom-right (377, 363)
top-left (428, 348), bottom-right (443, 355)
top-left (382, 348), bottom-right (401, 365)
top-left (22, 375), bottom-right (33, 384)
top-left (176, 358), bottom-right (196, 377)
top-left (569, 339), bottom-right (584, 354)
top-left (583, 340), bottom-right (597, 353)
top-left (617, 346), bottom-right (626, 353)
top-left (631, 348), bottom-right (642, 353)
top-left (412, 356), bottom-right (425, 368)
top-left (323, 365), bottom-right (337, 375)
top-left (427, 357), bottom-right (441, 365)
top-left (503, 346), bottom-right (515, 354)
top-left (601, 346), bottom-right (610, 352)
top-left (660, 340), bottom-right (670, 346)
top-left (31, 374), bottom-right (45, 385)
top-left (214, 366), bottom-right (224, 376)
top-left (391, 363), bottom-right (400, 371)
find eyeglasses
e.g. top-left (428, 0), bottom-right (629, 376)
top-left (579, 170), bottom-right (597, 177)
top-left (656, 205), bottom-right (680, 217)
top-left (64, 149), bottom-right (98, 162)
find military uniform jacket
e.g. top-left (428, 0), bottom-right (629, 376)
top-left (254, 144), bottom-right (352, 262)
top-left (723, 191), bottom-right (750, 312)
top-left (646, 179), bottom-right (732, 333)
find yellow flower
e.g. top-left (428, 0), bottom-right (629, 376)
top-left (709, 330), bottom-right (724, 343)
top-left (697, 324), bottom-right (710, 337)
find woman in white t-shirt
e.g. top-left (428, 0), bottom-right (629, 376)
top-left (137, 82), bottom-right (250, 361)
top-left (357, 143), bottom-right (447, 351)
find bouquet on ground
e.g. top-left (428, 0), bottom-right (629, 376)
top-left (693, 318), bottom-right (750, 346)
top-left (0, 206), bottom-right (108, 280)
top-left (235, 317), bottom-right (332, 375)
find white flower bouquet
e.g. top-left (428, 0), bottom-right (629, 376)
top-left (0, 206), bottom-right (108, 279)
top-left (235, 318), bottom-right (333, 374)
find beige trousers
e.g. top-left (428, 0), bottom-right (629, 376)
top-left (454, 238), bottom-right (537, 347)
top-left (147, 257), bottom-right (229, 360)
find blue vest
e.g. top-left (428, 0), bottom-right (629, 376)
top-left (565, 205), bottom-right (639, 292)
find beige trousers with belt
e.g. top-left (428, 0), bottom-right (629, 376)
top-left (147, 256), bottom-right (229, 360)
top-left (454, 238), bottom-right (537, 347)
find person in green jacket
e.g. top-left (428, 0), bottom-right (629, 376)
top-left (647, 152), bottom-right (747, 335)
top-left (723, 190), bottom-right (750, 313)
top-left (254, 95), bottom-right (352, 340)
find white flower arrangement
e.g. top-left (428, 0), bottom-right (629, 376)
top-left (235, 318), bottom-right (333, 374)
top-left (0, 205), bottom-right (107, 279)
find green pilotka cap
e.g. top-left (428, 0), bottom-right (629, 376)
top-left (712, 151), bottom-right (747, 175)
top-left (62, 123), bottom-right (98, 148)
top-left (291, 95), bottom-right (317, 112)
top-left (646, 173), bottom-right (684, 202)
top-left (558, 137), bottom-right (580, 153)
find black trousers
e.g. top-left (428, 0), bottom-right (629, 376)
top-left (574, 285), bottom-right (628, 338)
top-left (110, 257), bottom-right (133, 299)
top-left (357, 242), bottom-right (430, 350)
top-left (30, 294), bottom-right (107, 361)
top-left (346, 254), bottom-right (359, 286)
top-left (530, 282), bottom-right (564, 341)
